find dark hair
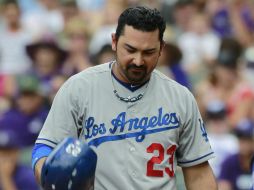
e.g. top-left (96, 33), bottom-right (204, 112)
top-left (216, 37), bottom-right (243, 69)
top-left (60, 0), bottom-right (77, 7)
top-left (115, 6), bottom-right (166, 43)
top-left (174, 0), bottom-right (194, 9)
top-left (164, 43), bottom-right (182, 65)
top-left (2, 0), bottom-right (18, 6)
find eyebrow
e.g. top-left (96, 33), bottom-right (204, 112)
top-left (124, 43), bottom-right (157, 52)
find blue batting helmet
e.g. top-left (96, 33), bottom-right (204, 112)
top-left (41, 137), bottom-right (97, 190)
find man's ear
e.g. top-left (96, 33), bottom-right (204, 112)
top-left (159, 41), bottom-right (165, 56)
top-left (111, 33), bottom-right (117, 51)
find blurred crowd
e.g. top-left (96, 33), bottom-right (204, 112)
top-left (0, 0), bottom-right (253, 189)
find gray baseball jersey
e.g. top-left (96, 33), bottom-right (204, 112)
top-left (36, 62), bottom-right (214, 190)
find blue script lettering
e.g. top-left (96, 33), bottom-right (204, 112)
top-left (148, 116), bottom-right (158, 127)
top-left (109, 107), bottom-right (179, 142)
top-left (199, 118), bottom-right (209, 142)
top-left (84, 117), bottom-right (106, 139)
top-left (110, 112), bottom-right (126, 133)
top-left (85, 107), bottom-right (180, 147)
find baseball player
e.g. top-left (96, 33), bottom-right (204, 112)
top-left (32, 6), bottom-right (217, 190)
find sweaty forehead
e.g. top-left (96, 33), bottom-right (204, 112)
top-left (118, 25), bottom-right (161, 49)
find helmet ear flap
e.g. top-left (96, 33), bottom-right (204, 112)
top-left (41, 137), bottom-right (97, 190)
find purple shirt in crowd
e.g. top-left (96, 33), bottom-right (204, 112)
top-left (219, 154), bottom-right (252, 190)
top-left (0, 107), bottom-right (48, 189)
top-left (211, 7), bottom-right (254, 38)
top-left (0, 107), bottom-right (48, 148)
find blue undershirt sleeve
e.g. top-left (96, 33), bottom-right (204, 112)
top-left (31, 143), bottom-right (53, 171)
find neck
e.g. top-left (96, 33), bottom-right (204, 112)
top-left (112, 61), bottom-right (129, 84)
top-left (110, 61), bottom-right (150, 103)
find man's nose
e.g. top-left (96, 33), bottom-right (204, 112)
top-left (133, 54), bottom-right (144, 66)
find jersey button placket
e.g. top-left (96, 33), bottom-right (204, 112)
top-left (127, 104), bottom-right (137, 114)
top-left (130, 108), bottom-right (137, 113)
top-left (125, 106), bottom-right (140, 180)
top-left (132, 171), bottom-right (137, 177)
top-left (130, 147), bottom-right (136, 152)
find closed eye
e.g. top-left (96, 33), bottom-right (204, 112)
top-left (144, 51), bottom-right (155, 55)
top-left (124, 44), bottom-right (138, 54)
top-left (126, 48), bottom-right (136, 53)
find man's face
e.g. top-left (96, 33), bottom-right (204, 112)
top-left (17, 93), bottom-right (43, 115)
top-left (4, 3), bottom-right (20, 26)
top-left (111, 25), bottom-right (163, 84)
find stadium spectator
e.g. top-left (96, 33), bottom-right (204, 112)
top-left (171, 0), bottom-right (196, 35)
top-left (93, 43), bottom-right (115, 65)
top-left (21, 0), bottom-right (63, 38)
top-left (59, 0), bottom-right (80, 25)
top-left (26, 35), bottom-right (67, 95)
top-left (88, 0), bottom-right (127, 57)
top-left (0, 74), bottom-right (48, 190)
top-left (195, 37), bottom-right (254, 128)
top-left (0, 74), bottom-right (16, 113)
top-left (205, 100), bottom-right (239, 178)
top-left (47, 73), bottom-right (68, 104)
top-left (177, 11), bottom-right (220, 83)
top-left (206, 0), bottom-right (254, 47)
top-left (218, 119), bottom-right (254, 190)
top-left (0, 0), bottom-right (32, 75)
top-left (60, 16), bottom-right (92, 77)
top-left (157, 41), bottom-right (192, 90)
top-left (0, 131), bottom-right (40, 190)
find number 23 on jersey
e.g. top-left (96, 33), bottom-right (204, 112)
top-left (146, 143), bottom-right (177, 177)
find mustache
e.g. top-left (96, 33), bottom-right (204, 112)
top-left (127, 64), bottom-right (146, 70)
